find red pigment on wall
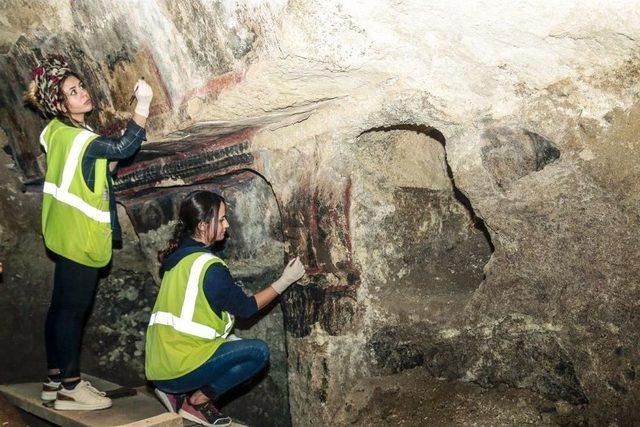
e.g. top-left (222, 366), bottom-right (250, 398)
top-left (179, 69), bottom-right (246, 104)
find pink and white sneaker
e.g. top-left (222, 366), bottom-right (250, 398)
top-left (178, 399), bottom-right (232, 426)
top-left (154, 388), bottom-right (185, 413)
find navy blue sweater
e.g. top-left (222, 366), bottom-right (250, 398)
top-left (161, 238), bottom-right (259, 319)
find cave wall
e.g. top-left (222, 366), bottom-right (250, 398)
top-left (0, 127), bottom-right (50, 384)
top-left (1, 1), bottom-right (639, 425)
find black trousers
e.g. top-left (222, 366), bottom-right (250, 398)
top-left (44, 255), bottom-right (99, 379)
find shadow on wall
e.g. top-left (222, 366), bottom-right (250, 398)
top-left (353, 123), bottom-right (494, 328)
top-left (359, 123), bottom-right (494, 252)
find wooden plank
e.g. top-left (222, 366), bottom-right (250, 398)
top-left (119, 412), bottom-right (182, 427)
top-left (0, 374), bottom-right (182, 427)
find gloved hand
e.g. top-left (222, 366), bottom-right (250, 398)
top-left (133, 79), bottom-right (153, 118)
top-left (271, 257), bottom-right (305, 294)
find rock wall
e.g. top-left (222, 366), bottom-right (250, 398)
top-left (1, 1), bottom-right (639, 425)
top-left (0, 128), bottom-right (51, 384)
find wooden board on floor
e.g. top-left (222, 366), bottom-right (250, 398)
top-left (0, 374), bottom-right (182, 427)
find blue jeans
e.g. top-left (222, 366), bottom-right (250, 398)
top-left (153, 339), bottom-right (270, 397)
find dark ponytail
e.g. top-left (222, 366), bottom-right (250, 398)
top-left (157, 190), bottom-right (225, 264)
top-left (157, 220), bottom-right (187, 264)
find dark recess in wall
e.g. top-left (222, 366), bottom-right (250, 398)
top-left (359, 123), bottom-right (494, 252)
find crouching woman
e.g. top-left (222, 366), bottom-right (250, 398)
top-left (146, 190), bottom-right (305, 426)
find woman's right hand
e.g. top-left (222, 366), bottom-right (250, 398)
top-left (271, 257), bottom-right (305, 294)
top-left (133, 79), bottom-right (153, 118)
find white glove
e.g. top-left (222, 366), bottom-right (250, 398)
top-left (271, 257), bottom-right (305, 294)
top-left (133, 79), bottom-right (153, 118)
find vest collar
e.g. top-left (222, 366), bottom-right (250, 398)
top-left (162, 237), bottom-right (212, 272)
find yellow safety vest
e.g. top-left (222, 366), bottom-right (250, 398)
top-left (145, 252), bottom-right (235, 380)
top-left (40, 119), bottom-right (111, 267)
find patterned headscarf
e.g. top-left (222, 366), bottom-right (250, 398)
top-left (31, 55), bottom-right (73, 117)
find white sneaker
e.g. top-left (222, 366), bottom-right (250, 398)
top-left (41, 378), bottom-right (61, 402)
top-left (54, 380), bottom-right (112, 411)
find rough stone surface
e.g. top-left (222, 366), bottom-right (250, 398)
top-left (369, 315), bottom-right (588, 405)
top-left (481, 127), bottom-right (561, 189)
top-left (0, 128), bottom-right (51, 384)
top-left (1, 1), bottom-right (640, 426)
top-left (338, 367), bottom-right (574, 426)
top-left (0, 388), bottom-right (26, 426)
top-left (83, 269), bottom-right (157, 386)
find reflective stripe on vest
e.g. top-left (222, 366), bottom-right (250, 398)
top-left (148, 254), bottom-right (234, 340)
top-left (39, 127), bottom-right (47, 152)
top-left (41, 129), bottom-right (110, 223)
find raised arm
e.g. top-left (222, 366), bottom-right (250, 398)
top-left (86, 120), bottom-right (146, 160)
top-left (85, 79), bottom-right (153, 161)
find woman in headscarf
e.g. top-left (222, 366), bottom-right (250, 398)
top-left (24, 55), bottom-right (153, 411)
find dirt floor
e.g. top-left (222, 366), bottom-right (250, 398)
top-left (340, 367), bottom-right (585, 426)
top-left (0, 393), bottom-right (26, 426)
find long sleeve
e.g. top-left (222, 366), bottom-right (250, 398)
top-left (202, 264), bottom-right (259, 319)
top-left (84, 120), bottom-right (146, 160)
top-left (80, 120), bottom-right (146, 243)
